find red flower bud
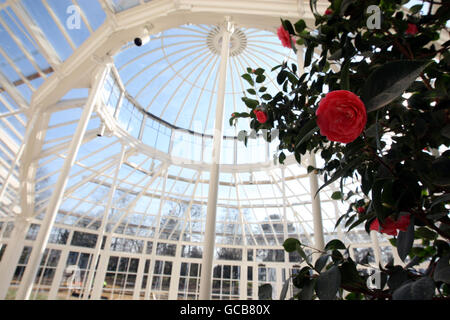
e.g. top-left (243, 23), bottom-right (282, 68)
top-left (254, 110), bottom-right (268, 124)
top-left (325, 8), bottom-right (333, 15)
top-left (277, 25), bottom-right (292, 49)
top-left (405, 23), bottom-right (418, 35)
top-left (357, 207), bottom-right (365, 214)
top-left (316, 90), bottom-right (367, 144)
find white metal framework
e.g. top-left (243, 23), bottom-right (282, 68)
top-left (0, 0), bottom-right (405, 300)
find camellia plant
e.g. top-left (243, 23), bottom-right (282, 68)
top-left (231, 0), bottom-right (450, 300)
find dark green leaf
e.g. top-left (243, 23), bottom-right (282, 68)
top-left (340, 60), bottom-right (350, 90)
top-left (279, 152), bottom-right (286, 164)
top-left (331, 191), bottom-right (342, 200)
top-left (296, 125), bottom-right (319, 148)
top-left (279, 276), bottom-right (292, 300)
top-left (304, 45), bottom-right (314, 68)
top-left (430, 193), bottom-right (450, 208)
top-left (242, 73), bottom-right (254, 86)
top-left (298, 278), bottom-right (316, 300)
top-left (361, 60), bottom-right (431, 112)
top-left (296, 242), bottom-right (310, 264)
top-left (258, 283), bottom-right (273, 300)
top-left (309, 0), bottom-right (318, 15)
top-left (315, 254), bottom-right (330, 273)
top-left (328, 49), bottom-right (342, 61)
top-left (339, 260), bottom-right (366, 289)
top-left (261, 94), bottom-right (272, 101)
top-left (283, 238), bottom-right (301, 253)
top-left (294, 19), bottom-right (306, 33)
top-left (415, 227), bottom-right (437, 241)
top-left (256, 74), bottom-right (266, 83)
top-left (241, 97), bottom-right (259, 109)
top-left (441, 125), bottom-right (450, 139)
top-left (397, 215), bottom-right (415, 262)
top-left (392, 277), bottom-right (435, 300)
top-left (433, 255), bottom-right (450, 284)
top-left (254, 68), bottom-right (265, 75)
top-left (431, 156), bottom-right (450, 186)
top-left (409, 4), bottom-right (423, 14)
top-left (324, 239), bottom-right (346, 251)
top-left (281, 19), bottom-right (295, 35)
top-left (316, 158), bottom-right (361, 197)
top-left (340, 0), bottom-right (356, 16)
top-left (277, 70), bottom-right (288, 85)
top-left (387, 267), bottom-right (409, 291)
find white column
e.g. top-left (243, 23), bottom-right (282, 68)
top-left (0, 112), bottom-right (38, 203)
top-left (15, 63), bottom-right (110, 300)
top-left (309, 153), bottom-right (325, 261)
top-left (0, 217), bottom-right (31, 299)
top-left (48, 248), bottom-right (70, 299)
top-left (199, 18), bottom-right (233, 300)
top-left (168, 245), bottom-right (182, 300)
top-left (240, 263), bottom-right (247, 300)
top-left (281, 167), bottom-right (289, 263)
top-left (90, 236), bottom-right (112, 299)
top-left (296, 43), bottom-right (324, 258)
top-left (133, 256), bottom-right (146, 300)
top-left (83, 145), bottom-right (127, 299)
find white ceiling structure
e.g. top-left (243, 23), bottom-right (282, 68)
top-left (0, 0), bottom-right (399, 301)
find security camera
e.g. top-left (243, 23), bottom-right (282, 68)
top-left (134, 26), bottom-right (151, 47)
top-left (97, 124), bottom-right (106, 137)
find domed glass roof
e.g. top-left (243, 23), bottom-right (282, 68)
top-left (114, 24), bottom-right (294, 135)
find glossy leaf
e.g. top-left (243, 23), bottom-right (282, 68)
top-left (324, 239), bottom-right (346, 251)
top-left (361, 60), bottom-right (431, 112)
top-left (392, 277), bottom-right (435, 300)
top-left (258, 284), bottom-right (273, 300)
top-left (316, 266), bottom-right (341, 300)
top-left (397, 215), bottom-right (415, 262)
top-left (433, 255), bottom-right (450, 284)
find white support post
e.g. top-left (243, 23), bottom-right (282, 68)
top-left (90, 237), bottom-right (112, 299)
top-left (47, 248), bottom-right (70, 300)
top-left (144, 167), bottom-right (169, 300)
top-left (296, 41), bottom-right (324, 259)
top-left (83, 145), bottom-right (127, 299)
top-left (309, 153), bottom-right (325, 262)
top-left (168, 244), bottom-right (182, 300)
top-left (15, 63), bottom-right (110, 300)
top-left (370, 230), bottom-right (382, 267)
top-left (199, 17), bottom-right (233, 300)
top-left (133, 255), bottom-right (146, 300)
top-left (0, 217), bottom-right (31, 299)
top-left (0, 112), bottom-right (39, 204)
top-left (113, 91), bottom-right (125, 119)
top-left (240, 262), bottom-right (247, 300)
top-left (281, 167), bottom-right (289, 262)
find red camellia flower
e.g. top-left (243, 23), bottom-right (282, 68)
top-left (316, 90), bottom-right (367, 144)
top-left (405, 23), bottom-right (418, 35)
top-left (370, 214), bottom-right (411, 236)
top-left (254, 110), bottom-right (268, 124)
top-left (277, 25), bottom-right (292, 49)
top-left (325, 8), bottom-right (333, 15)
